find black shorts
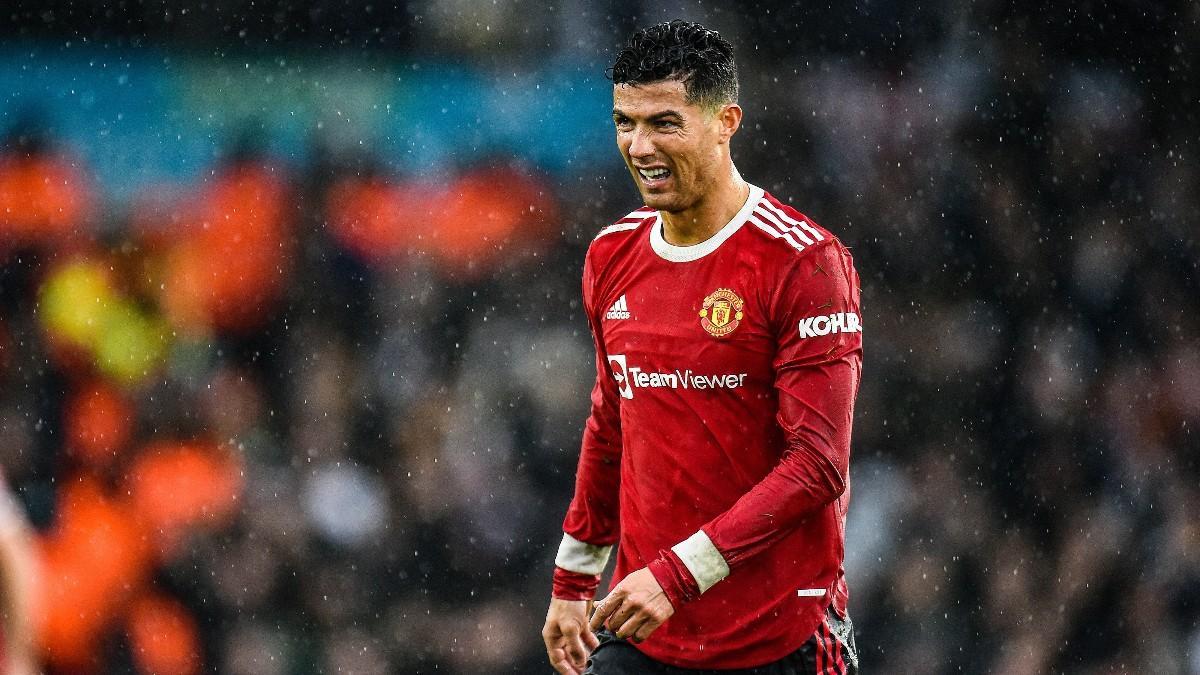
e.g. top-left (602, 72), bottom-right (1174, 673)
top-left (585, 606), bottom-right (859, 675)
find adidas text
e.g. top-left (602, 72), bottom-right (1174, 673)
top-left (606, 294), bottom-right (631, 320)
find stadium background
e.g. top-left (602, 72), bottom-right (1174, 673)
top-left (0, 1), bottom-right (1197, 672)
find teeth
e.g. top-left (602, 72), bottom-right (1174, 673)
top-left (639, 168), bottom-right (668, 180)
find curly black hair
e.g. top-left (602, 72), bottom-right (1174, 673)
top-left (609, 20), bottom-right (738, 110)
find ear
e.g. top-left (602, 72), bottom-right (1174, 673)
top-left (715, 103), bottom-right (742, 145)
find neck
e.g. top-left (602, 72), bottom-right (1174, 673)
top-left (660, 166), bottom-right (750, 246)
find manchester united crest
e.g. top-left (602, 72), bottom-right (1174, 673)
top-left (699, 288), bottom-right (745, 338)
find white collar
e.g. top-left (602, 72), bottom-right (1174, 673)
top-left (649, 184), bottom-right (764, 263)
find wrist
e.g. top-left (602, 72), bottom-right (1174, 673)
top-left (552, 566), bottom-right (601, 600)
top-left (648, 549), bottom-right (699, 609)
top-left (670, 529), bottom-right (729, 593)
top-left (554, 532), bottom-right (613, 575)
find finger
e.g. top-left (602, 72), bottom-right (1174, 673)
top-left (584, 628), bottom-right (600, 650)
top-left (548, 647), bottom-right (580, 675)
top-left (605, 599), bottom-right (639, 635)
top-left (631, 615), bottom-right (664, 643)
top-left (551, 656), bottom-right (582, 675)
top-left (612, 610), bottom-right (646, 641)
top-left (589, 595), bottom-right (619, 631)
top-left (562, 625), bottom-right (588, 669)
top-left (566, 640), bottom-right (586, 667)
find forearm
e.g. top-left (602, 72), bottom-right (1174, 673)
top-left (554, 439), bottom-right (621, 600)
top-left (647, 440), bottom-right (844, 606)
top-left (554, 384), bottom-right (622, 600)
top-left (704, 439), bottom-right (844, 567)
top-left (552, 534), bottom-right (611, 601)
top-left (560, 434), bottom-right (621, 547)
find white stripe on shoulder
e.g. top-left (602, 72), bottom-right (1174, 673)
top-left (755, 206), bottom-right (814, 246)
top-left (617, 207), bottom-right (656, 223)
top-left (748, 213), bottom-right (806, 252)
top-left (595, 221), bottom-right (642, 240)
top-left (761, 199), bottom-right (824, 241)
top-left (596, 208), bottom-right (654, 239)
top-left (614, 213), bottom-right (653, 226)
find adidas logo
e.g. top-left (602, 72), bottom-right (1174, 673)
top-left (606, 294), bottom-right (631, 320)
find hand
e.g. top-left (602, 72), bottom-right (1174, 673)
top-left (543, 598), bottom-right (599, 675)
top-left (589, 566), bottom-right (675, 643)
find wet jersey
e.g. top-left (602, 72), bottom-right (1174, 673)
top-left (554, 184), bottom-right (863, 669)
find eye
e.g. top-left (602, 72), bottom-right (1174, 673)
top-left (655, 119), bottom-right (680, 130)
top-left (613, 117), bottom-right (633, 131)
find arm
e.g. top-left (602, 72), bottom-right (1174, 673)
top-left (0, 486), bottom-right (38, 675)
top-left (544, 252), bottom-right (623, 674)
top-left (594, 241), bottom-right (862, 638)
top-left (656, 240), bottom-right (861, 601)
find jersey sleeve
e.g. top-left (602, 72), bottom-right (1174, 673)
top-left (649, 240), bottom-right (863, 607)
top-left (552, 247), bottom-right (624, 599)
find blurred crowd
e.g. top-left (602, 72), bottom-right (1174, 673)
top-left (1, 1), bottom-right (1198, 673)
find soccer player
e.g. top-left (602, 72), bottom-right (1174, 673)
top-left (542, 21), bottom-right (863, 674)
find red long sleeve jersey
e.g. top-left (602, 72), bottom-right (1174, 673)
top-left (556, 185), bottom-right (863, 669)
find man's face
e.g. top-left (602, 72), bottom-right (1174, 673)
top-left (612, 79), bottom-right (727, 213)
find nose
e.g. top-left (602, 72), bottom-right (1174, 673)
top-left (627, 128), bottom-right (655, 160)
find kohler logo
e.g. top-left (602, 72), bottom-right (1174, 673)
top-left (797, 312), bottom-right (861, 339)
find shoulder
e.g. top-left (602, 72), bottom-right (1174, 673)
top-left (744, 191), bottom-right (856, 273)
top-left (593, 206), bottom-right (655, 242)
top-left (585, 205), bottom-right (655, 267)
top-left (743, 191), bottom-right (843, 258)
top-left (742, 191), bottom-right (859, 304)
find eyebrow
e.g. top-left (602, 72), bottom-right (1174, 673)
top-left (611, 109), bottom-right (685, 120)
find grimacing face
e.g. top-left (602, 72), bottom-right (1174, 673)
top-left (612, 79), bottom-right (734, 214)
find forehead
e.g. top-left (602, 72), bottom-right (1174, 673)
top-left (612, 80), bottom-right (698, 116)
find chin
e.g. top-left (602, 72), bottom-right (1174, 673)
top-left (639, 190), bottom-right (681, 212)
